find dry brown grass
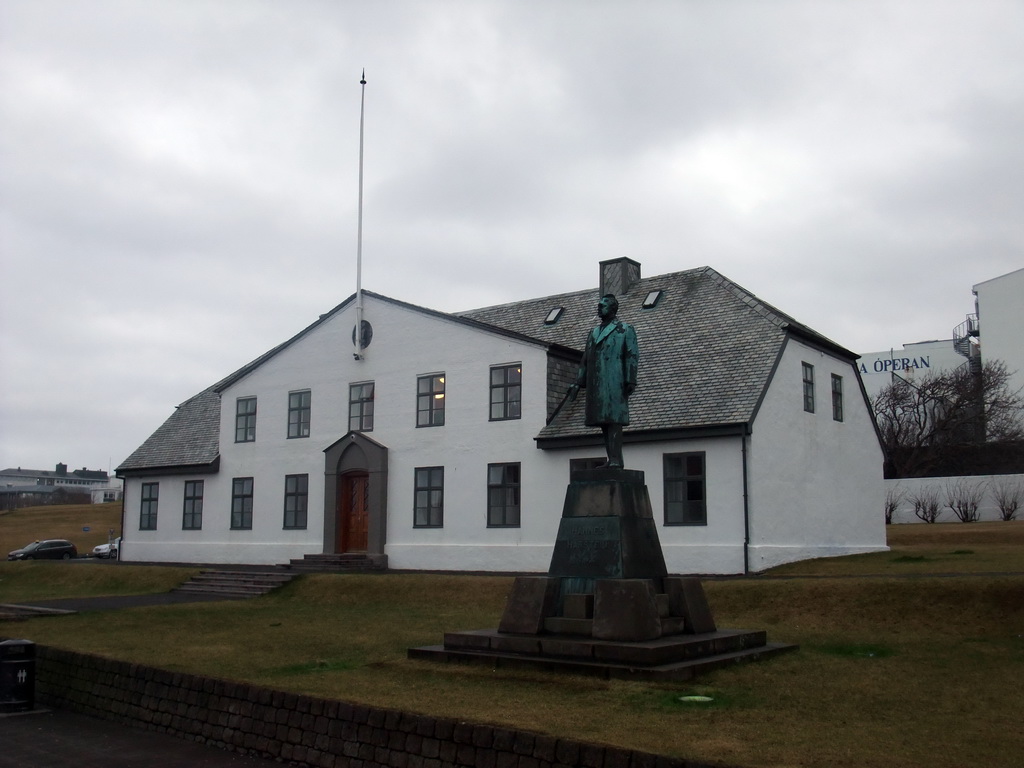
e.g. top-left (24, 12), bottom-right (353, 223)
top-left (0, 502), bottom-right (122, 556)
top-left (886, 519), bottom-right (1024, 546)
top-left (0, 561), bottom-right (197, 601)
top-left (1, 514), bottom-right (1022, 768)
top-left (4, 569), bottom-right (1022, 768)
top-left (767, 520), bottom-right (1024, 576)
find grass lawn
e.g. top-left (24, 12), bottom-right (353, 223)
top-left (0, 502), bottom-right (123, 557)
top-left (767, 519), bottom-right (1024, 576)
top-left (1, 509), bottom-right (1022, 768)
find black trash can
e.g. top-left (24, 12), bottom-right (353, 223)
top-left (0, 639), bottom-right (35, 713)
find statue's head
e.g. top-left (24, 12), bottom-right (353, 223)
top-left (598, 294), bottom-right (618, 320)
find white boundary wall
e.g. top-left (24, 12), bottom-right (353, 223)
top-left (885, 474), bottom-right (1024, 524)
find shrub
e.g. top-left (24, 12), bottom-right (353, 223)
top-left (991, 478), bottom-right (1023, 521)
top-left (885, 484), bottom-right (906, 525)
top-left (910, 487), bottom-right (942, 523)
top-left (943, 478), bottom-right (987, 523)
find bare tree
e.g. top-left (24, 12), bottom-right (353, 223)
top-left (872, 360), bottom-right (1024, 477)
top-left (884, 484), bottom-right (906, 524)
top-left (943, 478), bottom-right (987, 523)
top-left (910, 487), bottom-right (942, 523)
top-left (48, 487), bottom-right (92, 506)
top-left (991, 477), bottom-right (1023, 521)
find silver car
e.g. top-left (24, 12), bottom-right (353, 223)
top-left (91, 537), bottom-right (121, 559)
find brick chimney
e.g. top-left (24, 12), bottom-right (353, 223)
top-left (599, 257), bottom-right (641, 297)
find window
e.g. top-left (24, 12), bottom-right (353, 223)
top-left (489, 364), bottom-right (522, 420)
top-left (235, 397), bottom-right (257, 442)
top-left (802, 362), bottom-right (815, 413)
top-left (283, 474), bottom-right (308, 529)
top-left (832, 374), bottom-right (844, 422)
top-left (544, 307), bottom-right (564, 325)
top-left (416, 374), bottom-right (445, 427)
top-left (569, 457), bottom-right (606, 474)
top-left (487, 463), bottom-right (521, 527)
top-left (287, 390), bottom-right (311, 438)
top-left (231, 477), bottom-right (254, 530)
top-left (182, 480), bottom-right (203, 530)
top-left (349, 382), bottom-right (375, 431)
top-left (664, 453), bottom-right (706, 526)
top-left (414, 467), bottom-right (444, 527)
top-left (140, 482), bottom-right (159, 530)
top-left (642, 290), bottom-right (663, 308)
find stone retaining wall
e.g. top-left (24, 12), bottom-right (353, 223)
top-left (32, 644), bottom-right (729, 768)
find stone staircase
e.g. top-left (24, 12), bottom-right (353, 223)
top-left (283, 553), bottom-right (388, 573)
top-left (174, 569), bottom-right (296, 598)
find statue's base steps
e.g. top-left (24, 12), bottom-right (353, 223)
top-left (409, 628), bottom-right (797, 682)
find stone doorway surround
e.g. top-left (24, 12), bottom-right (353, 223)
top-left (323, 432), bottom-right (388, 565)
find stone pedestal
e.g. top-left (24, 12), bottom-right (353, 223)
top-left (409, 468), bottom-right (796, 679)
top-left (503, 469), bottom-right (687, 643)
top-left (549, 469), bottom-right (666, 584)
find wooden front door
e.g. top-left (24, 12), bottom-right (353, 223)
top-left (338, 472), bottom-right (369, 553)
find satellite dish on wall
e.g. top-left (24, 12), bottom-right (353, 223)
top-left (352, 320), bottom-right (373, 350)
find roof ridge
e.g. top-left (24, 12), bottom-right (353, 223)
top-left (456, 285), bottom-right (598, 316)
top-left (701, 266), bottom-right (790, 329)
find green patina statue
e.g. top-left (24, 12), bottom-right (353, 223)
top-left (569, 294), bottom-right (639, 468)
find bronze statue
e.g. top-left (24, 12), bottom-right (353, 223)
top-left (568, 294), bottom-right (638, 468)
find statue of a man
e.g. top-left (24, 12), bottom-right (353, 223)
top-left (569, 294), bottom-right (639, 468)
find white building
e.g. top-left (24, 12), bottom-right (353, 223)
top-left (90, 483), bottom-right (124, 504)
top-left (974, 267), bottom-right (1024, 399)
top-left (858, 340), bottom-right (966, 399)
top-left (117, 259), bottom-right (886, 574)
top-left (860, 266), bottom-right (1024, 401)
top-left (0, 463), bottom-right (119, 507)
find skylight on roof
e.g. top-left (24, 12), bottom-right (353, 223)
top-left (544, 307), bottom-right (565, 324)
top-left (642, 290), bottom-right (663, 308)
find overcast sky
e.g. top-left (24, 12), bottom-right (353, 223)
top-left (1, 0), bottom-right (1022, 476)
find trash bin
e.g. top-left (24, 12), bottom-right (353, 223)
top-left (0, 639), bottom-right (35, 713)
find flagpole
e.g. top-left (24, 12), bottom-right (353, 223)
top-left (354, 69), bottom-right (367, 360)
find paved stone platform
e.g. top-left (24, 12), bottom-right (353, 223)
top-left (409, 628), bottom-right (797, 681)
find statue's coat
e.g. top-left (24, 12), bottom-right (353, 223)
top-left (578, 319), bottom-right (639, 426)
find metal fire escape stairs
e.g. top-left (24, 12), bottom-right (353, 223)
top-left (952, 313), bottom-right (982, 375)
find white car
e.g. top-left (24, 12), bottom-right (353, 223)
top-left (92, 537), bottom-right (121, 559)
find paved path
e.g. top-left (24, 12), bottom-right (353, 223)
top-left (1, 592), bottom-right (272, 767)
top-left (0, 708), bottom-right (283, 768)
top-left (21, 591), bottom-right (233, 612)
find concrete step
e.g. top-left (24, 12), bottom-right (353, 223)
top-left (176, 589), bottom-right (272, 602)
top-left (173, 569), bottom-right (296, 598)
top-left (283, 553), bottom-right (387, 573)
top-left (409, 639), bottom-right (797, 682)
top-left (189, 571), bottom-right (294, 586)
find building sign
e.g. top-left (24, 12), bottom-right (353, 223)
top-left (859, 356), bottom-right (931, 375)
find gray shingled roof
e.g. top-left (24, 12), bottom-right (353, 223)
top-left (117, 388), bottom-right (221, 473)
top-left (459, 266), bottom-right (854, 440)
top-left (118, 266), bottom-right (853, 472)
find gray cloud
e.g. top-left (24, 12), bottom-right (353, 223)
top-left (2, 0), bottom-right (1021, 473)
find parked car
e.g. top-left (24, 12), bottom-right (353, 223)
top-left (7, 539), bottom-right (78, 561)
top-left (91, 537), bottom-right (121, 560)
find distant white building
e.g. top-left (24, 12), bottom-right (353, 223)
top-left (0, 463), bottom-right (121, 507)
top-left (973, 267), bottom-right (1024, 398)
top-left (117, 259), bottom-right (886, 574)
top-left (858, 340), bottom-right (966, 399)
top-left (860, 266), bottom-right (1024, 400)
top-left (90, 483), bottom-right (124, 504)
